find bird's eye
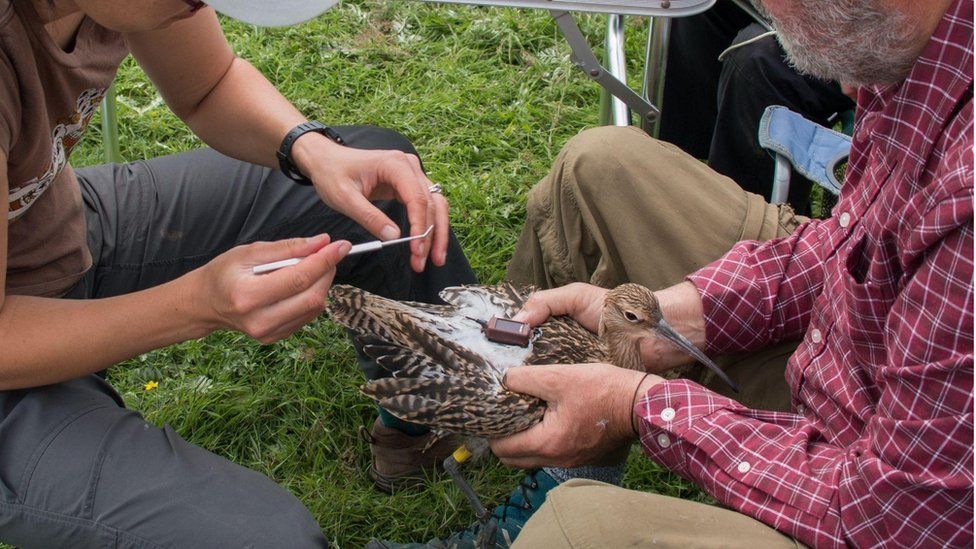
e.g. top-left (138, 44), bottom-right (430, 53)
top-left (624, 311), bottom-right (640, 323)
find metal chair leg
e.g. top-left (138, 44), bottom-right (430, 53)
top-left (770, 153), bottom-right (792, 204)
top-left (641, 16), bottom-right (671, 137)
top-left (600, 14), bottom-right (630, 126)
top-left (552, 10), bottom-right (657, 126)
top-left (100, 82), bottom-right (122, 164)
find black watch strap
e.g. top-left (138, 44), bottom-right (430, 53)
top-left (276, 121), bottom-right (344, 185)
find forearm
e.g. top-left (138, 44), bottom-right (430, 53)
top-left (686, 220), bottom-right (827, 354)
top-left (642, 281), bottom-right (708, 370)
top-left (128, 12), bottom-right (446, 268)
top-left (128, 11), bottom-right (323, 169)
top-left (178, 57), bottom-right (310, 167)
top-left (634, 378), bottom-right (973, 547)
top-left (0, 272), bottom-right (213, 390)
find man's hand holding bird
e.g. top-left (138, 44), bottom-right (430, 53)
top-left (512, 281), bottom-right (711, 376)
top-left (489, 363), bottom-right (662, 469)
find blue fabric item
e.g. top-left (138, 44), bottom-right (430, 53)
top-left (757, 105), bottom-right (852, 195)
top-left (544, 463), bottom-right (625, 486)
top-left (377, 407), bottom-right (430, 436)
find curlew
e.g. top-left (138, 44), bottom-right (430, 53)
top-left (327, 283), bottom-right (736, 440)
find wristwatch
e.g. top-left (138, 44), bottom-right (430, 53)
top-left (276, 121), bottom-right (344, 185)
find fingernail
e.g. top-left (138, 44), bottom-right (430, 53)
top-left (380, 225), bottom-right (399, 241)
top-left (420, 256), bottom-right (427, 271)
top-left (512, 310), bottom-right (528, 322)
top-left (306, 233), bottom-right (328, 245)
top-left (338, 241), bottom-right (351, 255)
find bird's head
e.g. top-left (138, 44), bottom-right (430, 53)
top-left (601, 284), bottom-right (662, 343)
top-left (601, 283), bottom-right (738, 392)
top-left (600, 284), bottom-right (664, 371)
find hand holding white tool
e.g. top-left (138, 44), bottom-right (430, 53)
top-left (251, 225), bottom-right (435, 275)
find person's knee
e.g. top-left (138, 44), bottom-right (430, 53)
top-left (552, 126), bottom-right (674, 202)
top-left (524, 124), bottom-right (691, 234)
top-left (370, 126), bottom-right (418, 156)
top-left (560, 126), bottom-right (646, 167)
top-left (158, 473), bottom-right (327, 548)
top-left (90, 414), bottom-right (329, 548)
top-left (553, 477), bottom-right (604, 491)
top-left (340, 125), bottom-right (420, 158)
top-left (514, 479), bottom-right (628, 548)
top-left (539, 478), bottom-right (619, 513)
top-left (204, 500), bottom-right (327, 548)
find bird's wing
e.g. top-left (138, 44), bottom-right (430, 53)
top-left (528, 316), bottom-right (607, 365)
top-left (329, 284), bottom-right (534, 377)
top-left (437, 282), bottom-right (530, 318)
top-left (327, 284), bottom-right (545, 437)
top-left (358, 337), bottom-right (544, 437)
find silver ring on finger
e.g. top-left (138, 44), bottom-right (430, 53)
top-left (427, 184), bottom-right (443, 194)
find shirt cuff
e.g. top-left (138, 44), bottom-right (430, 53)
top-left (634, 378), bottom-right (745, 476)
top-left (633, 378), bottom-right (837, 520)
top-left (686, 256), bottom-right (765, 355)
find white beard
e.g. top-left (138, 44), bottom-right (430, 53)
top-left (752, 0), bottom-right (924, 86)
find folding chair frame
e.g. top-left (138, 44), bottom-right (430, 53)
top-left (100, 0), bottom-right (718, 161)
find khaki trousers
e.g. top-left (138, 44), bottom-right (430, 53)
top-left (506, 126), bottom-right (809, 546)
top-left (513, 479), bottom-right (802, 549)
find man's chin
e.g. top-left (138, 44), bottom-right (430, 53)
top-left (766, 1), bottom-right (920, 87)
top-left (786, 52), bottom-right (912, 88)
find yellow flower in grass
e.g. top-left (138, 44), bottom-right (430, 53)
top-left (144, 380), bottom-right (159, 391)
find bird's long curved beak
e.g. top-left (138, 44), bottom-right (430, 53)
top-left (655, 319), bottom-right (739, 393)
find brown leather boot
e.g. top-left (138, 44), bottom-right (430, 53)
top-left (362, 418), bottom-right (462, 493)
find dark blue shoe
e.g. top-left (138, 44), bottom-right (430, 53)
top-left (365, 469), bottom-right (559, 549)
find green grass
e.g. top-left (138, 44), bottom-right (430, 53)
top-left (62, 3), bottom-right (708, 546)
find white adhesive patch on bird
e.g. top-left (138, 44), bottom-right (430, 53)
top-left (427, 294), bottom-right (534, 381)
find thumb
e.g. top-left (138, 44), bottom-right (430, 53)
top-left (502, 365), bottom-right (564, 402)
top-left (511, 303), bottom-right (550, 326)
top-left (296, 239), bottom-right (352, 277)
top-left (512, 285), bottom-right (578, 326)
top-left (246, 234), bottom-right (331, 264)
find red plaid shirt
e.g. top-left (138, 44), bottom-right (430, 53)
top-left (635, 2), bottom-right (974, 546)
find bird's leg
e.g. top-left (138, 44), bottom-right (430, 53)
top-left (443, 446), bottom-right (496, 548)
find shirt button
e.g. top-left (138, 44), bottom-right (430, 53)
top-left (838, 212), bottom-right (851, 228)
top-left (737, 461), bottom-right (751, 474)
top-left (810, 329), bottom-right (822, 343)
top-left (660, 407), bottom-right (676, 422)
top-left (656, 434), bottom-right (671, 448)
top-left (796, 404), bottom-right (806, 414)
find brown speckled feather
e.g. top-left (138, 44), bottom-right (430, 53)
top-left (327, 283), bottom-right (606, 439)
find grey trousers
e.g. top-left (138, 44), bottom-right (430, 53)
top-left (0, 126), bottom-right (476, 548)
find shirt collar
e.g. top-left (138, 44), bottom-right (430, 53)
top-left (855, 0), bottom-right (973, 169)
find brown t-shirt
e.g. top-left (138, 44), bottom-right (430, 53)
top-left (1, 0), bottom-right (127, 297)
